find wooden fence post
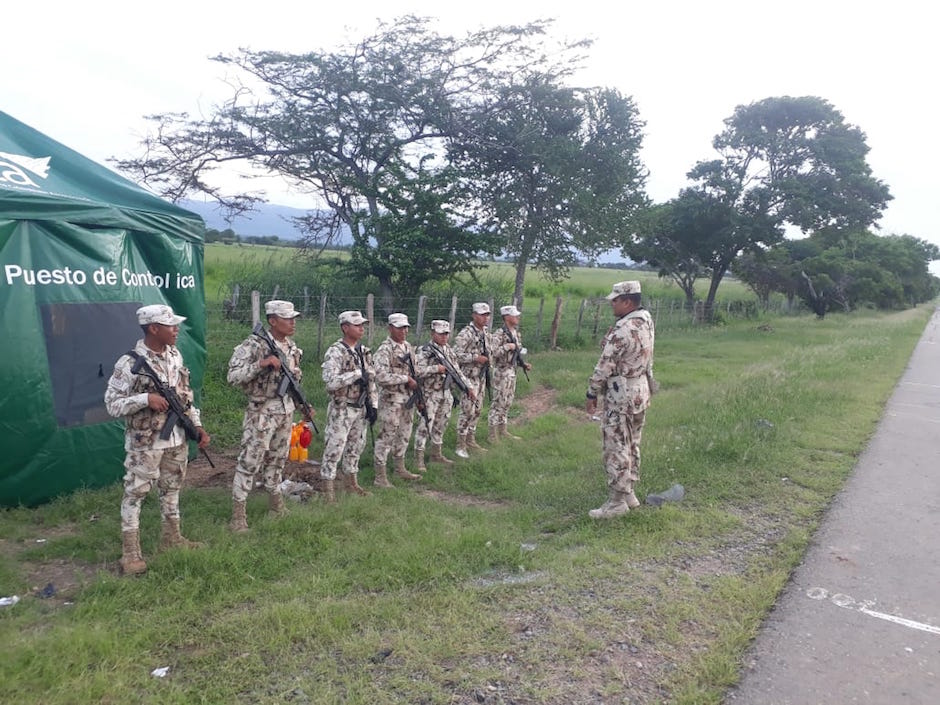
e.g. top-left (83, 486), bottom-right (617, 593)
top-left (535, 297), bottom-right (545, 345)
top-left (449, 296), bottom-right (458, 333)
top-left (317, 294), bottom-right (327, 359)
top-left (416, 295), bottom-right (427, 343)
top-left (549, 296), bottom-right (563, 349)
top-left (303, 287), bottom-right (310, 315)
top-left (366, 294), bottom-right (375, 345)
top-left (576, 298), bottom-right (587, 338)
top-left (251, 290), bottom-right (261, 328)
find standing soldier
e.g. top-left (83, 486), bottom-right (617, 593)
top-left (413, 320), bottom-right (476, 470)
top-left (372, 313), bottom-right (421, 487)
top-left (226, 300), bottom-right (311, 532)
top-left (488, 304), bottom-right (533, 442)
top-left (320, 310), bottom-right (377, 501)
top-left (453, 302), bottom-right (493, 458)
top-left (105, 304), bottom-right (211, 576)
top-left (585, 281), bottom-right (656, 519)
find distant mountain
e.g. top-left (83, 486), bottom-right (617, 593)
top-left (182, 200), bottom-right (353, 244)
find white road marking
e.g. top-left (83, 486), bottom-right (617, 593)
top-left (807, 587), bottom-right (940, 636)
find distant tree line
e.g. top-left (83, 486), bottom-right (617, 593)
top-left (115, 18), bottom-right (936, 319)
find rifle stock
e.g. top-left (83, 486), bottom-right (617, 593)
top-left (400, 352), bottom-right (430, 431)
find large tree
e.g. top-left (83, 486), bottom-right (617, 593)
top-left (450, 79), bottom-right (648, 304)
top-left (631, 96), bottom-right (893, 316)
top-left (113, 16), bottom-right (580, 308)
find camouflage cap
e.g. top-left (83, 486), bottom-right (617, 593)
top-left (339, 310), bottom-right (368, 325)
top-left (265, 300), bottom-right (301, 318)
top-left (499, 305), bottom-right (521, 317)
top-left (137, 304), bottom-right (186, 326)
top-left (471, 302), bottom-right (491, 315)
top-left (388, 313), bottom-right (410, 328)
top-left (605, 280), bottom-right (641, 300)
top-left (430, 319), bottom-right (451, 333)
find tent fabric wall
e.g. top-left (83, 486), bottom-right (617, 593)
top-left (0, 111), bottom-right (207, 507)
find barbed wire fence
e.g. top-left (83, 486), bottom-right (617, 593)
top-left (212, 285), bottom-right (802, 358)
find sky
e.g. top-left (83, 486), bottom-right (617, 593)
top-left (4, 1), bottom-right (938, 266)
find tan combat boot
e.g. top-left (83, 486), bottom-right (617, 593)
top-left (455, 434), bottom-right (470, 459)
top-left (160, 517), bottom-right (203, 550)
top-left (373, 460), bottom-right (394, 488)
top-left (269, 491), bottom-right (288, 516)
top-left (624, 484), bottom-right (641, 509)
top-left (430, 443), bottom-right (454, 465)
top-left (322, 478), bottom-right (336, 504)
top-left (393, 456), bottom-right (420, 481)
top-left (414, 447), bottom-right (427, 473)
top-left (345, 473), bottom-right (371, 496)
top-left (588, 490), bottom-right (630, 519)
top-left (466, 433), bottom-right (487, 452)
top-left (230, 499), bottom-right (250, 533)
top-left (500, 423), bottom-right (522, 440)
top-left (488, 424), bottom-right (501, 443)
top-left (120, 529), bottom-right (147, 576)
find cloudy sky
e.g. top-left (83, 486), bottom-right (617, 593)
top-left (5, 1), bottom-right (938, 262)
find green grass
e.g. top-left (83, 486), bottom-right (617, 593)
top-left (2, 250), bottom-right (934, 704)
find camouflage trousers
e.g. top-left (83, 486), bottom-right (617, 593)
top-left (456, 374), bottom-right (487, 436)
top-left (414, 389), bottom-right (454, 451)
top-left (320, 400), bottom-right (368, 481)
top-left (120, 443), bottom-right (189, 531)
top-left (232, 407), bottom-right (292, 502)
top-left (601, 407), bottom-right (646, 494)
top-left (374, 401), bottom-right (414, 464)
top-left (488, 369), bottom-right (517, 427)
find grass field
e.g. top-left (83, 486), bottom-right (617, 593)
top-left (2, 287), bottom-right (933, 703)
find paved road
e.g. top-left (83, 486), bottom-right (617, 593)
top-left (727, 306), bottom-right (940, 705)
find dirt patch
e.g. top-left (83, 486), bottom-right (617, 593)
top-left (514, 386), bottom-right (558, 424)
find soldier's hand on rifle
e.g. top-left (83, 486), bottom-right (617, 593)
top-left (260, 354), bottom-right (281, 371)
top-left (406, 376), bottom-right (418, 390)
top-left (524, 362), bottom-right (533, 371)
top-left (469, 389), bottom-right (478, 401)
top-left (147, 393), bottom-right (169, 412)
top-left (196, 427), bottom-right (211, 449)
top-left (476, 354), bottom-right (489, 365)
top-left (438, 365), bottom-right (447, 374)
top-left (506, 343), bottom-right (517, 351)
top-left (302, 405), bottom-right (316, 422)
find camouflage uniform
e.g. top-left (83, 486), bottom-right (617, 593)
top-left (321, 340), bottom-right (376, 482)
top-left (105, 339), bottom-right (201, 532)
top-left (414, 341), bottom-right (472, 452)
top-left (454, 322), bottom-right (491, 437)
top-left (373, 336), bottom-right (416, 466)
top-left (586, 308), bottom-right (655, 497)
top-left (227, 332), bottom-right (303, 502)
top-left (488, 325), bottom-right (523, 428)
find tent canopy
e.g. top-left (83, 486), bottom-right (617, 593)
top-left (1, 111), bottom-right (207, 507)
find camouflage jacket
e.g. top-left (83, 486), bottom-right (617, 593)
top-left (453, 323), bottom-right (492, 380)
top-left (322, 339), bottom-right (377, 406)
top-left (587, 308), bottom-right (655, 412)
top-left (104, 339), bottom-right (200, 450)
top-left (490, 325), bottom-right (524, 373)
top-left (374, 337), bottom-right (415, 405)
top-left (227, 330), bottom-right (303, 414)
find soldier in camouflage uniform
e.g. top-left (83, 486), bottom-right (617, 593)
top-left (105, 304), bottom-right (211, 576)
top-left (488, 305), bottom-right (533, 443)
top-left (227, 300), bottom-right (311, 532)
top-left (320, 310), bottom-right (377, 501)
top-left (413, 320), bottom-right (476, 470)
top-left (373, 313), bottom-right (421, 486)
top-left (453, 302), bottom-right (493, 458)
top-left (585, 281), bottom-right (656, 519)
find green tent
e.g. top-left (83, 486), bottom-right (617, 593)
top-left (0, 111), bottom-right (207, 507)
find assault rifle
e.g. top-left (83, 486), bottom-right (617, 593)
top-left (479, 329), bottom-right (492, 401)
top-left (503, 325), bottom-right (530, 382)
top-left (400, 352), bottom-right (430, 431)
top-left (252, 323), bottom-right (319, 434)
top-left (128, 352), bottom-right (214, 468)
top-left (425, 343), bottom-right (470, 407)
top-left (354, 343), bottom-right (379, 428)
